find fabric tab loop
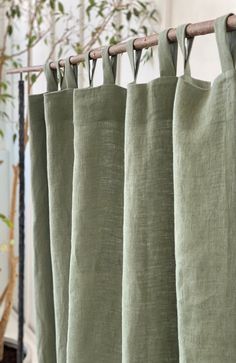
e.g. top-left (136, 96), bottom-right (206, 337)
top-left (126, 39), bottom-right (142, 83)
top-left (176, 24), bottom-right (194, 76)
top-left (44, 60), bottom-right (58, 92)
top-left (158, 29), bottom-right (178, 77)
top-left (56, 59), bottom-right (66, 90)
top-left (214, 14), bottom-right (236, 73)
top-left (64, 57), bottom-right (78, 89)
top-left (102, 46), bottom-right (117, 85)
top-left (85, 52), bottom-right (97, 87)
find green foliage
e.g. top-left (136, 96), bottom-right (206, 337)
top-left (7, 24), bottom-right (13, 35)
top-left (58, 2), bottom-right (64, 13)
top-left (0, 82), bottom-right (8, 91)
top-left (83, 0), bottom-right (158, 42)
top-left (0, 0), bottom-right (159, 141)
top-left (0, 93), bottom-right (12, 103)
top-left (13, 133), bottom-right (17, 143)
top-left (0, 239), bottom-right (15, 253)
top-left (50, 0), bottom-right (56, 11)
top-left (0, 213), bottom-right (13, 229)
top-left (73, 0), bottom-right (158, 51)
top-left (31, 73), bottom-right (37, 84)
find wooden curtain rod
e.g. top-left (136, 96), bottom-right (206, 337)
top-left (7, 13), bottom-right (236, 75)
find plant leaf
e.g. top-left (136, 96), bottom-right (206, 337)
top-left (0, 214), bottom-right (13, 229)
top-left (58, 2), bottom-right (64, 13)
top-left (7, 24), bottom-right (13, 36)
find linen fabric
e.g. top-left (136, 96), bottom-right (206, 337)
top-left (29, 58), bottom-right (77, 363)
top-left (29, 90), bottom-right (57, 363)
top-left (122, 33), bottom-right (179, 363)
top-left (173, 15), bottom-right (236, 362)
top-left (66, 48), bottom-right (126, 363)
top-left (43, 58), bottom-right (77, 363)
top-left (28, 14), bottom-right (236, 363)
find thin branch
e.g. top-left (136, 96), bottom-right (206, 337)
top-left (83, 9), bottom-right (116, 52)
top-left (0, 284), bottom-right (8, 306)
top-left (9, 27), bottom-right (51, 58)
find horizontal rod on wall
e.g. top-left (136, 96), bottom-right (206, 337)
top-left (7, 13), bottom-right (236, 75)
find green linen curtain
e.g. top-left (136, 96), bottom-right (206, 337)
top-left (29, 58), bottom-right (77, 363)
top-left (44, 58), bottom-right (77, 363)
top-left (29, 82), bottom-right (56, 363)
top-left (29, 13), bottom-right (236, 363)
top-left (67, 47), bottom-right (126, 362)
top-left (173, 14), bottom-right (236, 362)
top-left (123, 34), bottom-right (178, 362)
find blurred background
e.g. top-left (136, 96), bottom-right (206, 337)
top-left (0, 0), bottom-right (236, 361)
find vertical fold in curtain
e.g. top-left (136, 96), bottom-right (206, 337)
top-left (66, 47), bottom-right (126, 363)
top-left (28, 75), bottom-right (57, 363)
top-left (43, 58), bottom-right (77, 363)
top-left (173, 14), bottom-right (236, 362)
top-left (122, 33), bottom-right (179, 362)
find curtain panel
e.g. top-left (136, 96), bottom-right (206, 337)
top-left (29, 14), bottom-right (236, 363)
